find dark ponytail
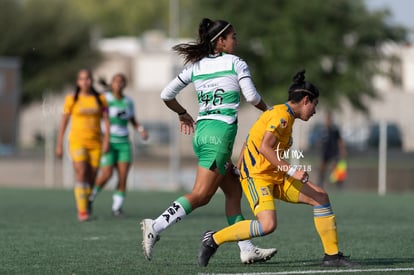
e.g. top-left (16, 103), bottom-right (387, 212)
top-left (74, 86), bottom-right (81, 103)
top-left (288, 69), bottom-right (319, 103)
top-left (172, 18), bottom-right (232, 64)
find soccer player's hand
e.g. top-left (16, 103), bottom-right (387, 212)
top-left (179, 113), bottom-right (195, 135)
top-left (102, 141), bottom-right (110, 154)
top-left (140, 130), bottom-right (149, 141)
top-left (55, 145), bottom-right (63, 159)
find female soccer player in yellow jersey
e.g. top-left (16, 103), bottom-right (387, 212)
top-left (198, 70), bottom-right (359, 267)
top-left (56, 69), bottom-right (110, 222)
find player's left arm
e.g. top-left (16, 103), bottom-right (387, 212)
top-left (100, 95), bottom-right (110, 153)
top-left (236, 58), bottom-right (270, 112)
top-left (101, 111), bottom-right (110, 153)
top-left (130, 117), bottom-right (148, 140)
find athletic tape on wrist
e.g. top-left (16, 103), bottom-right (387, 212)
top-left (287, 166), bottom-right (296, 177)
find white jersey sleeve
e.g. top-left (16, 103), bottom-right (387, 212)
top-left (160, 65), bottom-right (192, 100)
top-left (234, 58), bottom-right (262, 106)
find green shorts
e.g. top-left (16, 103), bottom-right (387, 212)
top-left (100, 142), bottom-right (132, 167)
top-left (193, 119), bottom-right (237, 175)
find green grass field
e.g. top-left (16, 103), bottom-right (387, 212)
top-left (0, 188), bottom-right (413, 275)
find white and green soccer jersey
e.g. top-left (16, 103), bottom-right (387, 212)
top-left (104, 92), bottom-right (135, 143)
top-left (161, 53), bottom-right (262, 124)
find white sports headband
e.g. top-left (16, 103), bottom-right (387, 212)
top-left (210, 23), bottom-right (231, 43)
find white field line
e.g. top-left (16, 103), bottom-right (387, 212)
top-left (198, 267), bottom-right (414, 275)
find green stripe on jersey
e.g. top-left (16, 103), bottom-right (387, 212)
top-left (191, 68), bottom-right (236, 81)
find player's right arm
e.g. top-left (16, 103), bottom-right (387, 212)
top-left (56, 95), bottom-right (73, 158)
top-left (163, 98), bottom-right (195, 135)
top-left (260, 132), bottom-right (308, 183)
top-left (160, 66), bottom-right (195, 135)
top-left (56, 113), bottom-right (70, 158)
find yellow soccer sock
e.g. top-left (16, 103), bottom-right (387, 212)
top-left (213, 220), bottom-right (262, 246)
top-left (85, 185), bottom-right (92, 202)
top-left (74, 183), bottom-right (89, 214)
top-left (313, 204), bottom-right (339, 255)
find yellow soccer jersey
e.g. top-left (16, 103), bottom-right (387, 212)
top-left (63, 93), bottom-right (108, 147)
top-left (240, 103), bottom-right (295, 183)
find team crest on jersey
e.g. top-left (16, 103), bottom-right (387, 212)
top-left (280, 118), bottom-right (288, 128)
top-left (260, 187), bottom-right (269, 196)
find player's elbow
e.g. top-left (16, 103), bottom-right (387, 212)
top-left (246, 95), bottom-right (261, 106)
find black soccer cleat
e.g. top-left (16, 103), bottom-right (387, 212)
top-left (322, 252), bottom-right (360, 267)
top-left (198, 231), bottom-right (218, 267)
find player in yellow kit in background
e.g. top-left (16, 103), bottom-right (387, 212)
top-left (56, 69), bottom-right (110, 222)
top-left (198, 70), bottom-right (359, 267)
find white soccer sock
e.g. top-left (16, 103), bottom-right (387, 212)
top-left (112, 193), bottom-right (125, 211)
top-left (153, 201), bottom-right (187, 234)
top-left (237, 239), bottom-right (256, 251)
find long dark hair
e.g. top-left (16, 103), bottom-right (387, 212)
top-left (172, 18), bottom-right (233, 64)
top-left (288, 69), bottom-right (319, 103)
top-left (73, 69), bottom-right (102, 107)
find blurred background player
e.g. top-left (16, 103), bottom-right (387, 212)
top-left (198, 70), bottom-right (358, 268)
top-left (55, 69), bottom-right (110, 222)
top-left (318, 112), bottom-right (347, 188)
top-left (140, 18), bottom-right (277, 264)
top-left (88, 73), bottom-right (148, 216)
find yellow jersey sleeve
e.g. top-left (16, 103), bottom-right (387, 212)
top-left (63, 94), bottom-right (75, 115)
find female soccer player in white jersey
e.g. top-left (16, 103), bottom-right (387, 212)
top-left (89, 73), bottom-right (148, 216)
top-left (141, 18), bottom-right (277, 264)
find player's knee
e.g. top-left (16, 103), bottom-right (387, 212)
top-left (223, 189), bottom-right (242, 202)
top-left (314, 190), bottom-right (330, 205)
top-left (198, 197), bottom-right (211, 207)
top-left (259, 219), bottom-right (277, 235)
top-left (190, 193), bottom-right (213, 208)
top-left (221, 177), bottom-right (242, 200)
